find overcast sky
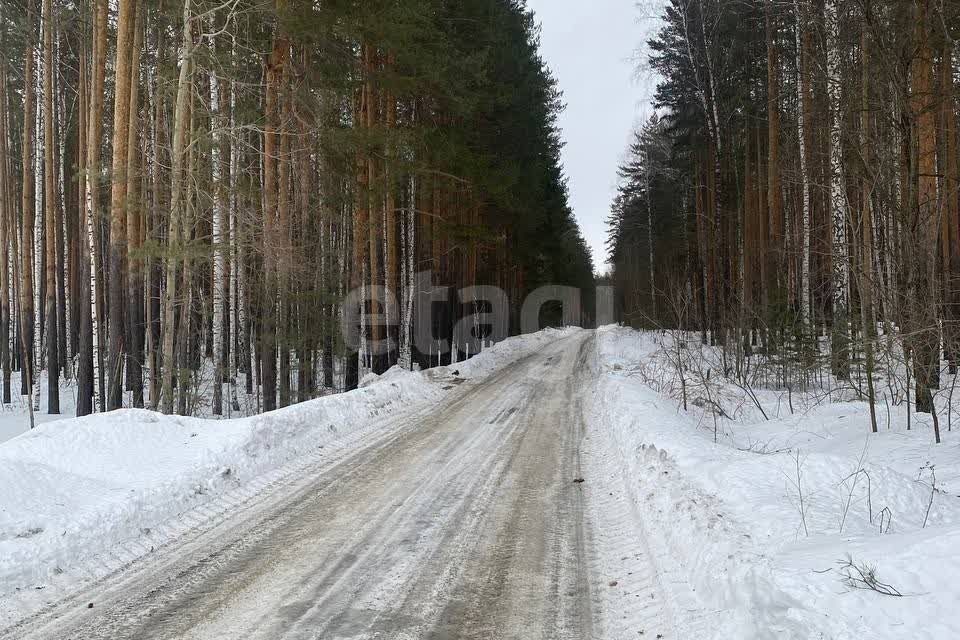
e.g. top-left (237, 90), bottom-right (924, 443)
top-left (526, 0), bottom-right (661, 274)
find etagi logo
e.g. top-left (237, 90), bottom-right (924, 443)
top-left (341, 271), bottom-right (615, 355)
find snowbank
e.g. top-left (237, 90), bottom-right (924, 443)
top-left (0, 327), bottom-right (579, 622)
top-left (584, 326), bottom-right (960, 639)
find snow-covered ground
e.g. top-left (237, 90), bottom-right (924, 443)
top-left (0, 372), bottom-right (257, 446)
top-left (6, 324), bottom-right (957, 638)
top-left (0, 373), bottom-right (79, 444)
top-left (0, 327), bottom-right (578, 625)
top-left (583, 325), bottom-right (960, 639)
top-left (0, 360), bottom-right (352, 446)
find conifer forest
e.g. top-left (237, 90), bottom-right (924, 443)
top-left (0, 0), bottom-right (594, 419)
top-left (608, 0), bottom-right (960, 440)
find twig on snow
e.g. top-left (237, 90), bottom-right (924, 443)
top-left (838, 555), bottom-right (902, 597)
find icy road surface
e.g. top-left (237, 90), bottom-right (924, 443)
top-left (5, 332), bottom-right (600, 640)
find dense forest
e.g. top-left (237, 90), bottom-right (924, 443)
top-left (0, 0), bottom-right (594, 419)
top-left (608, 0), bottom-right (960, 439)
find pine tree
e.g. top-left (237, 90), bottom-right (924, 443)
top-left (0, 0), bottom-right (594, 420)
top-left (43, 0), bottom-right (59, 414)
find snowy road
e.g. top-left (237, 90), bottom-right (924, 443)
top-left (4, 332), bottom-right (597, 640)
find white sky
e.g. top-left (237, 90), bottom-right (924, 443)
top-left (526, 0), bottom-right (662, 274)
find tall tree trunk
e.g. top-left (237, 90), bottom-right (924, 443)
top-left (366, 45), bottom-right (385, 374)
top-left (796, 0), bottom-right (812, 327)
top-left (294, 54), bottom-right (314, 401)
top-left (766, 0), bottom-right (783, 307)
top-left (125, 4), bottom-right (144, 407)
top-left (757, 121), bottom-right (769, 318)
top-left (827, 0), bottom-right (850, 380)
top-left (278, 58), bottom-right (292, 407)
top-left (743, 133), bottom-right (756, 317)
top-left (147, 37), bottom-right (163, 410)
top-left (646, 148), bottom-right (656, 320)
top-left (228, 32), bottom-right (242, 410)
top-left (33, 88), bottom-right (42, 414)
top-left (74, 25), bottom-right (88, 400)
top-left (161, 0), bottom-right (194, 414)
top-left (346, 42), bottom-right (371, 391)
top-left (261, 15), bottom-right (287, 411)
top-left (79, 0), bottom-right (108, 415)
top-left (106, 0), bottom-right (136, 410)
top-left (0, 57), bottom-right (10, 405)
top-left (911, 0), bottom-right (939, 427)
top-left (176, 91), bottom-right (196, 416)
top-left (942, 41), bottom-right (960, 375)
top-left (43, 0), bottom-right (59, 414)
top-left (385, 51), bottom-right (398, 368)
top-left (55, 41), bottom-right (69, 381)
top-left (210, 44), bottom-right (226, 416)
top-left (860, 28), bottom-right (878, 433)
top-left (20, 0), bottom-right (37, 406)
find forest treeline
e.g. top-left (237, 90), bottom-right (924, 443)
top-left (0, 0), bottom-right (594, 419)
top-left (608, 0), bottom-right (960, 438)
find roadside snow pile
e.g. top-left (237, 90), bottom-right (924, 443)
top-left (0, 327), bottom-right (579, 620)
top-left (584, 325), bottom-right (960, 640)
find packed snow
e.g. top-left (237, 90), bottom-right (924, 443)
top-left (0, 327), bottom-right (578, 625)
top-left (583, 325), bottom-right (960, 639)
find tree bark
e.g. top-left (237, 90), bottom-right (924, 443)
top-left (860, 27), bottom-right (878, 433)
top-left (366, 45), bottom-right (385, 374)
top-left (20, 0), bottom-right (37, 405)
top-left (161, 0), bottom-right (194, 414)
top-left (79, 0), bottom-right (108, 415)
top-left (106, 0), bottom-right (136, 410)
top-left (766, 0), bottom-right (783, 304)
top-left (0, 57), bottom-right (10, 404)
top-left (210, 43), bottom-right (226, 416)
top-left (260, 15), bottom-right (288, 411)
top-left (796, 0), bottom-right (812, 327)
top-left (385, 52), bottom-right (398, 368)
top-left (911, 0), bottom-right (938, 421)
top-left (278, 56), bottom-right (292, 407)
top-left (942, 41), bottom-right (960, 375)
top-left (125, 4), bottom-right (144, 407)
top-left (827, 0), bottom-right (850, 380)
top-left (43, 0), bottom-right (59, 413)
